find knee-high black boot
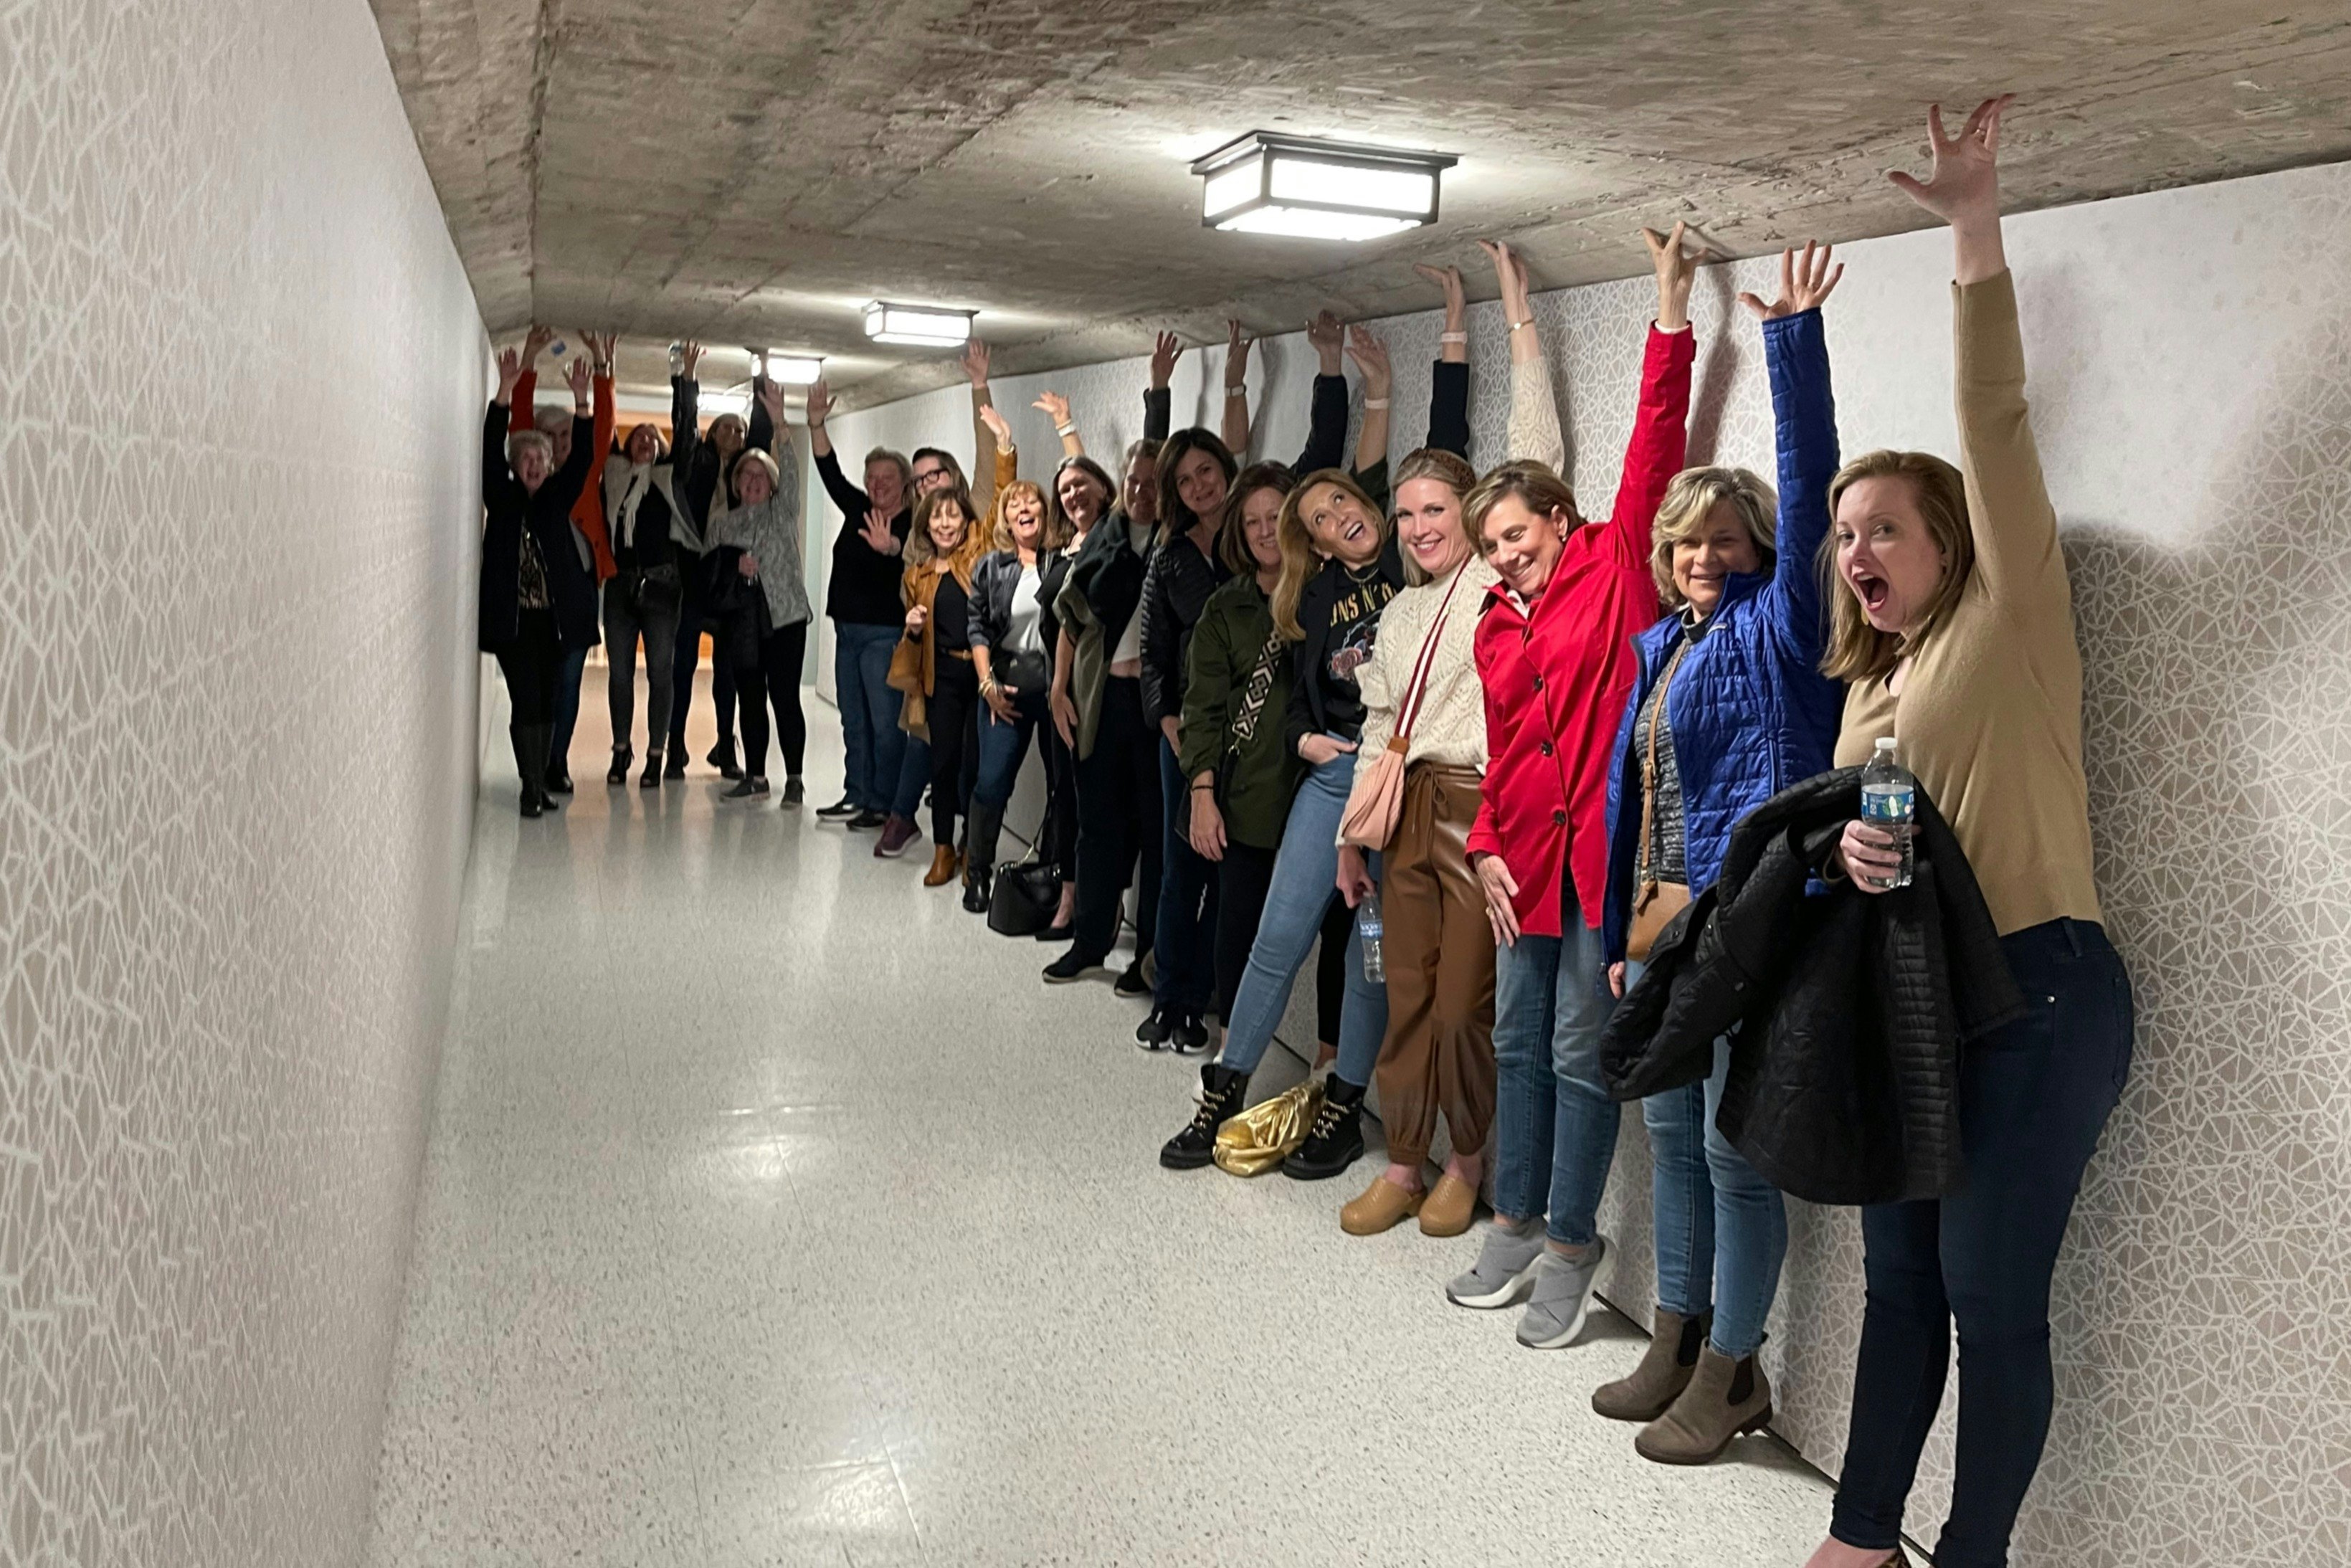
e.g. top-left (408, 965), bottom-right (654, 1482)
top-left (511, 722), bottom-right (550, 817)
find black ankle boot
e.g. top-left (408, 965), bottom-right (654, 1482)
top-left (606, 748), bottom-right (631, 787)
top-left (961, 867), bottom-right (992, 913)
top-left (1281, 1077), bottom-right (1367, 1181)
top-left (513, 722), bottom-right (553, 817)
top-left (707, 736), bottom-right (741, 781)
top-left (1161, 1065), bottom-right (1250, 1170)
top-left (640, 751), bottom-right (663, 788)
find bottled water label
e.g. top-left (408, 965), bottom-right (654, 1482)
top-left (1861, 782), bottom-right (1914, 826)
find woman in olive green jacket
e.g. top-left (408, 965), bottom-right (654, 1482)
top-left (1179, 462), bottom-right (1349, 1070)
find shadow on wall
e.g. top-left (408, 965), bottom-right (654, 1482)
top-left (2033, 303), bottom-right (2351, 1559)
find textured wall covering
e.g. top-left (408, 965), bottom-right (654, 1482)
top-left (0, 1), bottom-right (487, 1565)
top-left (819, 159), bottom-right (2351, 1562)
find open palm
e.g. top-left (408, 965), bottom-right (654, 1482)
top-left (1890, 96), bottom-right (2012, 223)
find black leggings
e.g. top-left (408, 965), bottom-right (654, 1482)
top-left (736, 619), bottom-right (809, 780)
top-left (494, 609), bottom-right (562, 726)
top-left (927, 659), bottom-right (980, 847)
top-left (1216, 838), bottom-right (1352, 1040)
top-left (1042, 721), bottom-right (1080, 883)
top-left (1071, 676), bottom-right (1162, 963)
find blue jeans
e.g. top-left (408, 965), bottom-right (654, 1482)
top-left (1152, 737), bottom-right (1218, 1017)
top-left (1488, 883), bottom-right (1619, 1247)
top-left (1630, 956), bottom-right (1787, 1358)
top-left (974, 690), bottom-right (1040, 809)
top-left (548, 642), bottom-right (589, 775)
top-left (891, 731), bottom-right (932, 821)
top-left (1833, 918), bottom-right (2133, 1568)
top-left (833, 623), bottom-right (905, 812)
top-left (1215, 746), bottom-right (1385, 1088)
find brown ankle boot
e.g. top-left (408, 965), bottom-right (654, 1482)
top-left (1592, 1307), bottom-right (1708, 1422)
top-left (1635, 1343), bottom-right (1772, 1465)
top-left (922, 844), bottom-right (959, 887)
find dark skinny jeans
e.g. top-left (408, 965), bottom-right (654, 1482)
top-left (926, 659), bottom-right (979, 847)
top-left (1070, 676), bottom-right (1161, 964)
top-left (736, 619), bottom-right (809, 781)
top-left (1831, 916), bottom-right (2134, 1568)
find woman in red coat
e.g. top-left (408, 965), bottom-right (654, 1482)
top-left (1440, 225), bottom-right (1704, 1352)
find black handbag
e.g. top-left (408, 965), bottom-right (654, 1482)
top-left (987, 847), bottom-right (1062, 937)
top-left (997, 647), bottom-right (1053, 699)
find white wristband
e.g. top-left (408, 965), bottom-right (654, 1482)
top-left (1055, 422), bottom-right (1077, 437)
top-left (1363, 397), bottom-right (1390, 411)
top-left (1225, 385), bottom-right (1248, 398)
top-left (1438, 331), bottom-right (1468, 345)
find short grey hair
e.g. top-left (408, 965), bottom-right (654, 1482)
top-left (507, 429), bottom-right (554, 468)
top-left (531, 406), bottom-right (569, 436)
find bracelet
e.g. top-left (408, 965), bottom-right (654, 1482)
top-left (1191, 782), bottom-right (1216, 793)
top-left (1363, 397), bottom-right (1390, 411)
top-left (1225, 386), bottom-right (1248, 398)
top-left (1438, 331), bottom-right (1468, 345)
top-left (1509, 319), bottom-right (1536, 333)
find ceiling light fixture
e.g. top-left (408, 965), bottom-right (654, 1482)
top-left (1192, 131), bottom-right (1458, 242)
top-left (751, 349), bottom-right (824, 385)
top-left (863, 302), bottom-right (975, 348)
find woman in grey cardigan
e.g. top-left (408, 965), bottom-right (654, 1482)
top-left (710, 379), bottom-right (812, 804)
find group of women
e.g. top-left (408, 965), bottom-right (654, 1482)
top-left (477, 100), bottom-right (2132, 1568)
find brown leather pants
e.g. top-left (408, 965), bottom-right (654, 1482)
top-left (1373, 763), bottom-right (1498, 1167)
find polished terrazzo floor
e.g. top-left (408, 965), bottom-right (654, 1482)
top-left (363, 670), bottom-right (1836, 1567)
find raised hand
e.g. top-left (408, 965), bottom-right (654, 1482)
top-left (1415, 262), bottom-right (1467, 323)
top-left (1149, 331), bottom-right (1184, 390)
top-left (977, 401), bottom-right (1012, 447)
top-left (1642, 221), bottom-right (1706, 333)
top-left (1344, 325), bottom-right (1392, 397)
top-left (756, 376), bottom-right (787, 422)
top-left (589, 331), bottom-right (617, 373)
top-left (962, 338), bottom-right (992, 388)
top-left (804, 378), bottom-right (835, 427)
top-left (1479, 239), bottom-right (1532, 318)
top-left (522, 324), bottom-right (555, 366)
top-left (1739, 241), bottom-right (1845, 321)
top-left (1224, 318), bottom-right (1253, 387)
top-left (1032, 390), bottom-right (1071, 428)
top-left (566, 355), bottom-right (592, 401)
top-left (1890, 96), bottom-right (2013, 225)
top-left (860, 507), bottom-right (899, 553)
top-left (496, 346), bottom-right (523, 400)
top-left (679, 339), bottom-right (703, 379)
top-left (1306, 309), bottom-right (1344, 373)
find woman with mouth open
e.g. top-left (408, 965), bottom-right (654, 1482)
top-left (1443, 222), bottom-right (1706, 1354)
top-left (1803, 98), bottom-right (2135, 1568)
top-left (1590, 242), bottom-right (1848, 1464)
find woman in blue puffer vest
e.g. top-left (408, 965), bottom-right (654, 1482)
top-left (1592, 243), bottom-right (1849, 1465)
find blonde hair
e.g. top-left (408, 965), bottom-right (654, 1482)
top-left (1650, 466), bottom-right (1777, 607)
top-left (732, 447), bottom-right (782, 498)
top-left (1390, 448), bottom-right (1478, 587)
top-left (989, 480), bottom-right (1064, 553)
top-left (1463, 461), bottom-right (1580, 546)
top-left (1272, 468), bottom-right (1389, 641)
top-left (864, 446), bottom-right (913, 490)
top-left (1818, 448), bottom-right (1975, 683)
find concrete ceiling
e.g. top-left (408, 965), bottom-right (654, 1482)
top-left (370, 1), bottom-right (2351, 410)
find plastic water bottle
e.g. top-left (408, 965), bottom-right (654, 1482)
top-left (1357, 895), bottom-right (1386, 982)
top-left (1859, 737), bottom-right (1916, 890)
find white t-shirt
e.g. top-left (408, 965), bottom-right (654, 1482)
top-left (1007, 562), bottom-right (1045, 655)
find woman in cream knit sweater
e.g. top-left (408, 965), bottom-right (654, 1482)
top-left (1331, 449), bottom-right (1500, 1239)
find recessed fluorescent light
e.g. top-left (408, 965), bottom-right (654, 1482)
top-left (863, 301), bottom-right (975, 348)
top-left (1192, 131), bottom-right (1457, 242)
top-left (764, 353), bottom-right (823, 386)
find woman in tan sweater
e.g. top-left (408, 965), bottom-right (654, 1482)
top-left (1331, 449), bottom-right (1501, 1240)
top-left (1805, 98), bottom-right (2135, 1568)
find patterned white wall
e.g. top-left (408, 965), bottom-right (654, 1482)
top-left (820, 160), bottom-right (2351, 1562)
top-left (0, 2), bottom-right (488, 1565)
